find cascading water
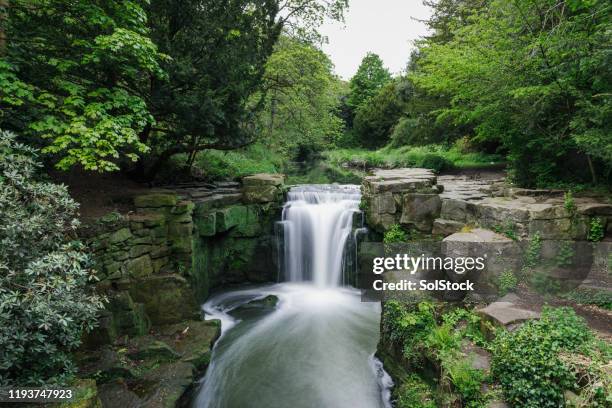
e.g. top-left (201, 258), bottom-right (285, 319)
top-left (279, 184), bottom-right (362, 286)
top-left (192, 185), bottom-right (392, 408)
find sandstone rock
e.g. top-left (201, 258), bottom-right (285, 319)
top-left (161, 320), bottom-right (221, 373)
top-left (477, 294), bottom-right (540, 328)
top-left (442, 229), bottom-right (522, 294)
top-left (399, 193), bottom-right (441, 232)
top-left (98, 381), bottom-right (143, 408)
top-left (58, 379), bottom-right (102, 408)
top-left (138, 361), bottom-right (194, 408)
top-left (195, 212), bottom-right (216, 237)
top-left (215, 205), bottom-right (248, 232)
top-left (128, 275), bottom-right (199, 326)
top-left (432, 219), bottom-right (464, 236)
top-left (126, 255), bottom-right (153, 278)
top-left (109, 228), bottom-right (132, 244)
top-left (242, 173), bottom-right (285, 203)
top-left (370, 192), bottom-right (396, 214)
top-left (129, 339), bottom-right (180, 362)
top-left (134, 193), bottom-right (178, 208)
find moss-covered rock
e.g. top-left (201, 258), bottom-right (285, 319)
top-left (134, 193), bottom-right (178, 208)
top-left (128, 275), bottom-right (199, 326)
top-left (59, 379), bottom-right (102, 408)
top-left (129, 339), bottom-right (180, 363)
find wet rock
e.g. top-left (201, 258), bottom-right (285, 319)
top-left (130, 339), bottom-right (181, 362)
top-left (161, 320), bottom-right (222, 373)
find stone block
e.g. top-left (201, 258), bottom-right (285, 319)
top-left (126, 255), bottom-right (153, 278)
top-left (432, 219), bottom-right (464, 236)
top-left (196, 212), bottom-right (216, 237)
top-left (400, 193), bottom-right (441, 232)
top-left (128, 274), bottom-right (199, 325)
top-left (134, 193), bottom-right (177, 208)
top-left (109, 228), bottom-right (132, 244)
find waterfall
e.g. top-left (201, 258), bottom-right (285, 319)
top-left (279, 184), bottom-right (362, 286)
top-left (193, 184), bottom-right (391, 408)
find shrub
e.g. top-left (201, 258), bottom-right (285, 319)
top-left (588, 217), bottom-right (605, 242)
top-left (442, 358), bottom-right (485, 403)
top-left (382, 301), bottom-right (436, 365)
top-left (491, 307), bottom-right (594, 407)
top-left (417, 153), bottom-right (453, 172)
top-left (564, 191), bottom-right (577, 215)
top-left (384, 224), bottom-right (409, 244)
top-left (0, 131), bottom-right (103, 386)
top-left (498, 271), bottom-right (518, 296)
top-left (395, 374), bottom-right (436, 408)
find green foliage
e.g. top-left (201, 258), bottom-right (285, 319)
top-left (382, 301), bottom-right (437, 365)
top-left (564, 191), bottom-right (577, 216)
top-left (384, 224), bottom-right (408, 244)
top-left (346, 53), bottom-right (392, 113)
top-left (555, 241), bottom-right (575, 267)
top-left (588, 217), bottom-right (605, 242)
top-left (561, 288), bottom-right (612, 310)
top-left (0, 131), bottom-right (103, 386)
top-left (530, 269), bottom-right (562, 295)
top-left (411, 0), bottom-right (612, 186)
top-left (492, 220), bottom-right (517, 241)
top-left (396, 374), bottom-right (436, 408)
top-left (255, 36), bottom-right (344, 160)
top-left (491, 307), bottom-right (603, 407)
top-left (498, 271), bottom-right (518, 296)
top-left (2, 1), bottom-right (163, 171)
top-left (194, 144), bottom-right (283, 181)
top-left (442, 358), bottom-right (486, 403)
top-left (324, 144), bottom-right (502, 172)
top-left (353, 81), bottom-right (405, 148)
top-left (523, 232), bottom-right (542, 269)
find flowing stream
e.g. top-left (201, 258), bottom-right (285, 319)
top-left (192, 185), bottom-right (391, 408)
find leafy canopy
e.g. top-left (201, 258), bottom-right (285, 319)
top-left (1, 0), bottom-right (166, 171)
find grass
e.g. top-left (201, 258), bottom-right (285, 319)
top-left (194, 143), bottom-right (284, 180)
top-left (324, 144), bottom-right (505, 172)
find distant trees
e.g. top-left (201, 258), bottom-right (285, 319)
top-left (412, 0), bottom-right (612, 185)
top-left (341, 0), bottom-right (611, 187)
top-left (346, 53), bottom-right (391, 114)
top-left (257, 36), bottom-right (344, 160)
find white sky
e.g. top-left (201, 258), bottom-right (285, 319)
top-left (319, 0), bottom-right (432, 80)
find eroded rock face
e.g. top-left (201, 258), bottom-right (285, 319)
top-left (362, 168), bottom-right (439, 233)
top-left (442, 228), bottom-right (522, 295)
top-left (242, 173), bottom-right (285, 203)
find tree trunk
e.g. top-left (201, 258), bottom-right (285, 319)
top-left (586, 154), bottom-right (597, 185)
top-left (0, 0), bottom-right (9, 55)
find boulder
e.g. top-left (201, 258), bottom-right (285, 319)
top-left (129, 339), bottom-right (180, 362)
top-left (477, 294), bottom-right (540, 332)
top-left (59, 379), bottom-right (102, 408)
top-left (432, 219), bottom-right (464, 236)
top-left (399, 193), bottom-right (441, 232)
top-left (128, 275), bottom-right (199, 326)
top-left (442, 229), bottom-right (522, 293)
top-left (242, 173), bottom-right (285, 204)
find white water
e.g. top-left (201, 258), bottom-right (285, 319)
top-left (193, 185), bottom-right (392, 408)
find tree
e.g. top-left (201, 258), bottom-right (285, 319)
top-left (131, 0), bottom-right (350, 178)
top-left (346, 53), bottom-right (391, 114)
top-left (256, 36), bottom-right (344, 159)
top-left (0, 130), bottom-right (103, 386)
top-left (412, 0), bottom-right (612, 186)
top-left (353, 81), bottom-right (405, 148)
top-left (0, 0), bottom-right (166, 171)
